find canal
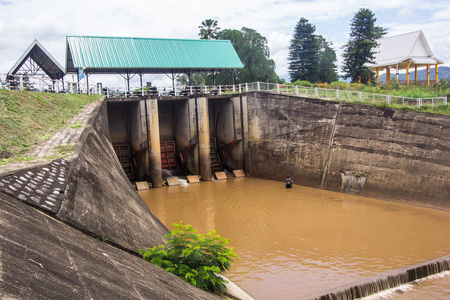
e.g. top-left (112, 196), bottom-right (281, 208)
top-left (138, 177), bottom-right (450, 299)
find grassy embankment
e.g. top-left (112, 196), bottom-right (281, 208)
top-left (293, 80), bottom-right (450, 115)
top-left (0, 89), bottom-right (102, 162)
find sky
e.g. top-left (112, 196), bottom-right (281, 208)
top-left (0, 0), bottom-right (449, 87)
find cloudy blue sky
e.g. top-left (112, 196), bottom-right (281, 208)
top-left (0, 0), bottom-right (449, 86)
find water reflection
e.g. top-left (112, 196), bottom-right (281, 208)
top-left (139, 177), bottom-right (450, 299)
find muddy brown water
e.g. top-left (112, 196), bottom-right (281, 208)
top-left (139, 177), bottom-right (450, 299)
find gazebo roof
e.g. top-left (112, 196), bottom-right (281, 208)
top-left (65, 36), bottom-right (244, 74)
top-left (366, 31), bottom-right (444, 71)
top-left (8, 39), bottom-right (65, 80)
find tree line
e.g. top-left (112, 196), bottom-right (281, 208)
top-left (180, 8), bottom-right (386, 86)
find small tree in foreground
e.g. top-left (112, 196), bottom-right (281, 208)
top-left (139, 222), bottom-right (238, 295)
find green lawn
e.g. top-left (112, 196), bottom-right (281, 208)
top-left (0, 89), bottom-right (102, 158)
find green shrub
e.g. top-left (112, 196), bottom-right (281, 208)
top-left (292, 80), bottom-right (312, 87)
top-left (327, 81), bottom-right (350, 90)
top-left (139, 222), bottom-right (238, 295)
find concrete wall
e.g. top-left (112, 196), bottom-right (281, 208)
top-left (247, 92), bottom-right (450, 210)
top-left (159, 101), bottom-right (175, 141)
top-left (58, 99), bottom-right (169, 250)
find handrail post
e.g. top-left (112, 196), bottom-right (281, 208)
top-left (246, 83), bottom-right (248, 92)
top-left (295, 85), bottom-right (298, 96)
top-left (239, 84), bottom-right (241, 93)
top-left (233, 85), bottom-right (235, 93)
top-left (336, 89), bottom-right (339, 100)
top-left (314, 87), bottom-right (318, 97)
top-left (277, 83), bottom-right (280, 94)
top-left (257, 81), bottom-right (260, 91)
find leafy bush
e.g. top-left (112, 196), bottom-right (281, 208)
top-left (327, 81), bottom-right (350, 90)
top-left (139, 222), bottom-right (238, 295)
top-left (292, 80), bottom-right (312, 87)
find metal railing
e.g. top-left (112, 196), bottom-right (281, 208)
top-left (1, 74), bottom-right (447, 108)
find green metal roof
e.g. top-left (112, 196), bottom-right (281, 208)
top-left (65, 36), bottom-right (243, 74)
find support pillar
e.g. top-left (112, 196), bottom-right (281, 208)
top-left (396, 64), bottom-right (399, 82)
top-left (386, 67), bottom-right (390, 85)
top-left (435, 64), bottom-right (439, 84)
top-left (376, 67), bottom-right (379, 86)
top-left (406, 62), bottom-right (410, 85)
top-left (139, 100), bottom-right (151, 178)
top-left (196, 96), bottom-right (211, 181)
top-left (415, 65), bottom-right (418, 83)
top-left (427, 64), bottom-right (430, 86)
top-left (147, 98), bottom-right (163, 188)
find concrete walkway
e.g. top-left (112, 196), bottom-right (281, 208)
top-left (0, 100), bottom-right (101, 175)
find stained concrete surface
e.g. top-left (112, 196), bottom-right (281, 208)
top-left (0, 193), bottom-right (219, 300)
top-left (247, 92), bottom-right (450, 210)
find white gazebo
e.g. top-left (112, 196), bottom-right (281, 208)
top-left (366, 30), bottom-right (444, 85)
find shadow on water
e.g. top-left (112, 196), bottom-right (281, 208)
top-left (139, 177), bottom-right (450, 300)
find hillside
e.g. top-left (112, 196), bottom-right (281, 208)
top-left (0, 90), bottom-right (102, 159)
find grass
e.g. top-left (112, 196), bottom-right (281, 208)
top-left (0, 89), bottom-right (102, 158)
top-left (54, 144), bottom-right (75, 157)
top-left (281, 80), bottom-right (450, 115)
top-left (323, 80), bottom-right (450, 99)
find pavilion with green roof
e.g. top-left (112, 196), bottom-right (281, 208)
top-left (65, 36), bottom-right (243, 88)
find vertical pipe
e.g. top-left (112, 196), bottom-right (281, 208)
top-left (86, 70), bottom-right (89, 94)
top-left (240, 94), bottom-right (248, 174)
top-left (196, 96), bottom-right (211, 181)
top-left (427, 64), bottom-right (430, 86)
top-left (147, 98), bottom-right (163, 187)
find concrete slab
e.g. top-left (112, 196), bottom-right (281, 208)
top-left (232, 170), bottom-right (245, 178)
top-left (214, 172), bottom-right (227, 180)
top-left (0, 193), bottom-right (219, 300)
top-left (135, 181), bottom-right (150, 190)
top-left (166, 177), bottom-right (180, 186)
top-left (187, 175), bottom-right (200, 183)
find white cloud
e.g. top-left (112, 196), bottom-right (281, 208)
top-left (0, 0), bottom-right (448, 86)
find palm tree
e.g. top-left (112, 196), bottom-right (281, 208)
top-left (198, 19), bottom-right (220, 40)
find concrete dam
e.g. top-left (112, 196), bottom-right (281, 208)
top-left (0, 91), bottom-right (449, 299)
top-left (109, 91), bottom-right (450, 209)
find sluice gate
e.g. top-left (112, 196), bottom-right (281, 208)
top-left (113, 144), bottom-right (135, 181)
top-left (106, 94), bottom-right (249, 187)
top-left (160, 141), bottom-right (177, 170)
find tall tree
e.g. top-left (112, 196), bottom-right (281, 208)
top-left (317, 36), bottom-right (338, 83)
top-left (288, 18), bottom-right (319, 83)
top-left (198, 19), bottom-right (220, 40)
top-left (216, 27), bottom-right (278, 84)
top-left (341, 8), bottom-right (387, 83)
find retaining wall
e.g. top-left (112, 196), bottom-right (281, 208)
top-left (247, 92), bottom-right (450, 210)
